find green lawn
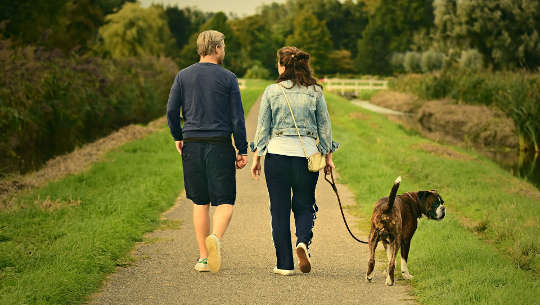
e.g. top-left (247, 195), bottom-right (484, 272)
top-left (327, 92), bottom-right (539, 305)
top-left (0, 82), bottom-right (264, 305)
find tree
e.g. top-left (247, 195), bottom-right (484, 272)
top-left (230, 15), bottom-right (279, 77)
top-left (432, 0), bottom-right (540, 70)
top-left (355, 0), bottom-right (434, 75)
top-left (98, 3), bottom-right (175, 58)
top-left (286, 12), bottom-right (333, 76)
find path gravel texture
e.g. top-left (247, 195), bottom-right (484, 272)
top-left (88, 97), bottom-right (417, 305)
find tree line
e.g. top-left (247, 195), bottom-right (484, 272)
top-left (2, 0), bottom-right (538, 77)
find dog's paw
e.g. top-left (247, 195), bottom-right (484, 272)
top-left (402, 272), bottom-right (414, 280)
top-left (385, 275), bottom-right (394, 286)
top-left (366, 273), bottom-right (373, 282)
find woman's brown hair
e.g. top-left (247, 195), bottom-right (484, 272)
top-left (276, 46), bottom-right (322, 89)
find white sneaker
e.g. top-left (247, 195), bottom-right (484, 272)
top-left (205, 234), bottom-right (221, 273)
top-left (296, 243), bottom-right (311, 273)
top-left (273, 267), bottom-right (295, 276)
top-left (194, 258), bottom-right (209, 272)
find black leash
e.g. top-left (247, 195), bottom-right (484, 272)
top-left (324, 169), bottom-right (368, 244)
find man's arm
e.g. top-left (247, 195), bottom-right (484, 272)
top-left (230, 76), bottom-right (248, 155)
top-left (166, 73), bottom-right (183, 143)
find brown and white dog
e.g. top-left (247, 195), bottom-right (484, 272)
top-left (365, 176), bottom-right (445, 286)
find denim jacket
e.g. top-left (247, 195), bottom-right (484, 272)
top-left (250, 80), bottom-right (340, 156)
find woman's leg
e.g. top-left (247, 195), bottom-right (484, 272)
top-left (291, 157), bottom-right (319, 248)
top-left (264, 154), bottom-right (294, 270)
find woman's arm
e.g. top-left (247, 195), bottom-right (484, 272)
top-left (315, 91), bottom-right (340, 156)
top-left (250, 87), bottom-right (273, 156)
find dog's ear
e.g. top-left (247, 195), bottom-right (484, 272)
top-left (418, 191), bottom-right (430, 203)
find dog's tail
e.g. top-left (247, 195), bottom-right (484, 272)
top-left (385, 176), bottom-right (401, 213)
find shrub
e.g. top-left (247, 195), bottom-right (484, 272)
top-left (421, 50), bottom-right (444, 72)
top-left (403, 51), bottom-right (422, 73)
top-left (390, 53), bottom-right (405, 73)
top-left (0, 40), bottom-right (177, 174)
top-left (459, 49), bottom-right (483, 72)
top-left (244, 64), bottom-right (271, 79)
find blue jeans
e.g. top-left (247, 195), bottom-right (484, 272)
top-left (264, 153), bottom-right (319, 270)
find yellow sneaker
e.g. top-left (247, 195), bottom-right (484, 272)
top-left (205, 234), bottom-right (221, 273)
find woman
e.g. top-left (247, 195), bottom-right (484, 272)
top-left (250, 46), bottom-right (339, 275)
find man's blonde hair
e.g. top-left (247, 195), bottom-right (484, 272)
top-left (197, 30), bottom-right (225, 57)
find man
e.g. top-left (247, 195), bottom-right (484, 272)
top-left (166, 30), bottom-right (248, 273)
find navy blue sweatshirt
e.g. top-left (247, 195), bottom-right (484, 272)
top-left (166, 62), bottom-right (248, 155)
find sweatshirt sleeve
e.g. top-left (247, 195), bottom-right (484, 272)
top-left (230, 75), bottom-right (248, 154)
top-left (166, 73), bottom-right (183, 141)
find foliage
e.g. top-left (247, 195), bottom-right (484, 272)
top-left (356, 0), bottom-right (434, 75)
top-left (244, 64), bottom-right (272, 79)
top-left (286, 12), bottom-right (333, 75)
top-left (164, 6), bottom-right (211, 56)
top-left (421, 50), bottom-right (444, 72)
top-left (98, 3), bottom-right (175, 58)
top-left (458, 49), bottom-right (483, 72)
top-left (391, 71), bottom-right (540, 151)
top-left (432, 0), bottom-right (540, 70)
top-left (0, 39), bottom-right (177, 174)
top-left (403, 51), bottom-right (422, 73)
top-left (0, 0), bottom-right (134, 52)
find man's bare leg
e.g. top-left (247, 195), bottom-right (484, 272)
top-left (212, 204), bottom-right (233, 239)
top-left (193, 204), bottom-right (210, 258)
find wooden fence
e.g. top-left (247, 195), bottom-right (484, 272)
top-left (323, 78), bottom-right (388, 95)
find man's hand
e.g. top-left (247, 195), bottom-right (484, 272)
top-left (236, 154), bottom-right (248, 169)
top-left (175, 140), bottom-right (183, 155)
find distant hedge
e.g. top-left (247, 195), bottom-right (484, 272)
top-left (0, 40), bottom-right (177, 174)
top-left (391, 71), bottom-right (540, 151)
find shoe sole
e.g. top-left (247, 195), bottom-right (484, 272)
top-left (205, 235), bottom-right (221, 273)
top-left (296, 246), bottom-right (311, 273)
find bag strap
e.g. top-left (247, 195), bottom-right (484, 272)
top-left (279, 84), bottom-right (309, 159)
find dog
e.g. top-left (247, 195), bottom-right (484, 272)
top-left (365, 176), bottom-right (445, 286)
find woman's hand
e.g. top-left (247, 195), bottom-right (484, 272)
top-left (324, 152), bottom-right (335, 175)
top-left (251, 154), bottom-right (262, 179)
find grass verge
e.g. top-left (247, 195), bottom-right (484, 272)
top-left (0, 127), bottom-right (183, 304)
top-left (0, 82), bottom-right (265, 305)
top-left (327, 92), bottom-right (539, 305)
top-left (241, 79), bottom-right (273, 112)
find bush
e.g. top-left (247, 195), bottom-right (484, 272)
top-left (459, 49), bottom-right (483, 72)
top-left (421, 50), bottom-right (444, 72)
top-left (390, 53), bottom-right (405, 73)
top-left (244, 64), bottom-right (271, 79)
top-left (403, 51), bottom-right (422, 73)
top-left (0, 40), bottom-right (178, 174)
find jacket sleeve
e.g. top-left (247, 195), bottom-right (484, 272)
top-left (315, 91), bottom-right (340, 154)
top-left (166, 73), bottom-right (183, 141)
top-left (250, 86), bottom-right (272, 156)
top-left (230, 75), bottom-right (248, 155)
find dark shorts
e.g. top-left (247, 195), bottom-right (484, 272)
top-left (181, 141), bottom-right (236, 206)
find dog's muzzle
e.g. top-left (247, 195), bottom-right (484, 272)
top-left (436, 205), bottom-right (446, 220)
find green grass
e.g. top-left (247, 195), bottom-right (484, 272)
top-left (0, 127), bottom-right (183, 304)
top-left (327, 92), bottom-right (539, 304)
top-left (241, 79), bottom-right (273, 112)
top-left (0, 84), bottom-right (265, 305)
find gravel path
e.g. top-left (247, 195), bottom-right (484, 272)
top-left (88, 97), bottom-right (417, 305)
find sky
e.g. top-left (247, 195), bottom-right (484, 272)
top-left (139, 0), bottom-right (287, 16)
